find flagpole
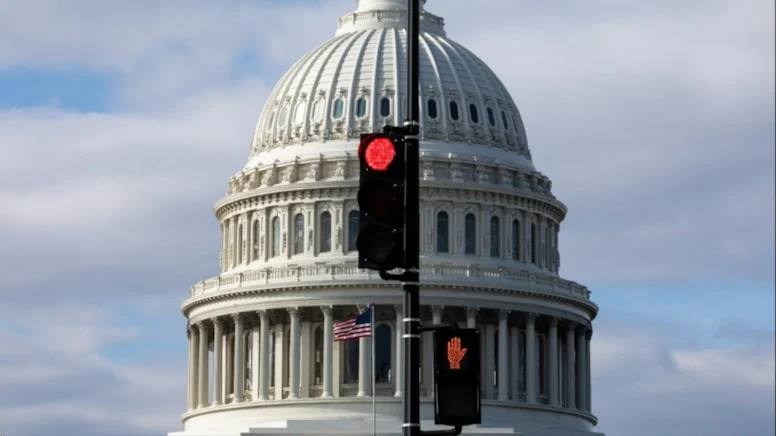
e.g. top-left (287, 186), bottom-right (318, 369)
top-left (371, 303), bottom-right (377, 436)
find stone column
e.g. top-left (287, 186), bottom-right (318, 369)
top-left (548, 317), bottom-right (559, 407)
top-left (288, 308), bottom-right (300, 399)
top-left (321, 306), bottom-right (334, 398)
top-left (525, 313), bottom-right (537, 403)
top-left (497, 310), bottom-right (509, 401)
top-left (258, 310), bottom-right (270, 401)
top-left (576, 327), bottom-right (588, 411)
top-left (274, 324), bottom-right (285, 400)
top-left (188, 325), bottom-right (199, 410)
top-left (394, 305), bottom-right (404, 398)
top-left (586, 331), bottom-right (592, 413)
top-left (466, 307), bottom-right (477, 328)
top-left (213, 318), bottom-right (224, 406)
top-left (300, 319), bottom-right (312, 398)
top-left (565, 323), bottom-right (576, 409)
top-left (251, 324), bottom-right (260, 400)
top-left (484, 324), bottom-right (496, 399)
top-left (197, 322), bottom-right (209, 408)
top-left (232, 314), bottom-right (245, 403)
top-left (358, 327), bottom-right (371, 397)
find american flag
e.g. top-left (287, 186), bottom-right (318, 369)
top-left (334, 306), bottom-right (373, 341)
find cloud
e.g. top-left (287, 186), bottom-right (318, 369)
top-left (593, 315), bottom-right (775, 436)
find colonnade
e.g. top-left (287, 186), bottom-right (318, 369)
top-left (186, 305), bottom-right (592, 415)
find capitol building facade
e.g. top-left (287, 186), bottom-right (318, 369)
top-left (171, 1), bottom-right (600, 435)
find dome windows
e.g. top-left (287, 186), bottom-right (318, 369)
top-left (380, 97), bottom-right (391, 118)
top-left (348, 210), bottom-right (359, 252)
top-left (464, 213), bottom-right (476, 255)
top-left (320, 211), bottom-right (332, 253)
top-left (469, 104), bottom-right (480, 124)
top-left (293, 213), bottom-right (305, 255)
top-left (355, 96), bottom-right (368, 118)
top-left (490, 216), bottom-right (500, 257)
top-left (332, 98), bottom-right (345, 120)
top-left (427, 98), bottom-right (438, 119)
top-left (501, 110), bottom-right (509, 130)
top-left (487, 107), bottom-right (496, 127)
top-left (436, 211), bottom-right (449, 253)
top-left (277, 104), bottom-right (289, 127)
top-left (449, 101), bottom-right (460, 121)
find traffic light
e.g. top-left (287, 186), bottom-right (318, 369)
top-left (434, 327), bottom-right (481, 427)
top-left (357, 127), bottom-right (406, 271)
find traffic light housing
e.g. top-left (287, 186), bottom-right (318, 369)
top-left (357, 127), bottom-right (406, 271)
top-left (434, 327), bottom-right (481, 427)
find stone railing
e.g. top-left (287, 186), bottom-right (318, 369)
top-left (189, 262), bottom-right (590, 301)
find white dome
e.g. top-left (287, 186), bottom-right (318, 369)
top-left (249, 1), bottom-right (532, 169)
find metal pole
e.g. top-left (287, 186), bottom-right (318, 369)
top-left (403, 1), bottom-right (421, 436)
top-left (372, 304), bottom-right (377, 436)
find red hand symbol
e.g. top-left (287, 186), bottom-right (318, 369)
top-left (447, 337), bottom-right (468, 370)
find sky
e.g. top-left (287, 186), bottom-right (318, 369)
top-left (0, 0), bottom-right (773, 435)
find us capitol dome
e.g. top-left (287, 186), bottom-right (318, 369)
top-left (170, 0), bottom-right (600, 434)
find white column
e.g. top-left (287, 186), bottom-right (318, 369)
top-left (258, 310), bottom-right (270, 401)
top-left (565, 323), bottom-right (576, 409)
top-left (274, 324), bottom-right (285, 400)
top-left (484, 324), bottom-right (496, 399)
top-left (586, 331), bottom-right (592, 413)
top-left (509, 326), bottom-right (519, 401)
top-left (213, 318), bottom-right (224, 406)
top-left (251, 324), bottom-right (260, 401)
top-left (197, 322), bottom-right (209, 408)
top-left (394, 305), bottom-right (403, 398)
top-left (358, 332), bottom-right (371, 397)
top-left (300, 319), bottom-right (312, 398)
top-left (188, 325), bottom-right (199, 410)
top-left (422, 322), bottom-right (434, 397)
top-left (288, 308), bottom-right (300, 399)
top-left (497, 310), bottom-right (509, 401)
top-left (232, 314), bottom-right (245, 403)
top-left (466, 307), bottom-right (477, 328)
top-left (525, 313), bottom-right (537, 403)
top-left (321, 306), bottom-right (334, 398)
top-left (576, 327), bottom-right (587, 411)
top-left (548, 317), bottom-right (559, 407)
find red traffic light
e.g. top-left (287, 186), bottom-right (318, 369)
top-left (364, 137), bottom-right (396, 172)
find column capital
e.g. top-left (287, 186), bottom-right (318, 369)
top-left (287, 307), bottom-right (299, 317)
top-left (498, 309), bottom-right (509, 321)
top-left (549, 316), bottom-right (559, 327)
top-left (393, 304), bottom-right (403, 315)
top-left (257, 309), bottom-right (269, 321)
top-left (320, 305), bottom-right (333, 316)
top-left (525, 312), bottom-right (537, 322)
top-left (466, 306), bottom-right (478, 317)
top-left (431, 305), bottom-right (444, 315)
top-left (212, 316), bottom-right (224, 327)
top-left (565, 320), bottom-right (577, 331)
top-left (231, 312), bottom-right (243, 323)
top-left (196, 320), bottom-right (210, 331)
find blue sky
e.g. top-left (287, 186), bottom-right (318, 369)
top-left (0, 1), bottom-right (773, 435)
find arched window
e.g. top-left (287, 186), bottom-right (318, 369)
top-left (375, 324), bottom-right (392, 384)
top-left (320, 211), bottom-right (332, 253)
top-left (277, 104), bottom-right (289, 126)
top-left (531, 223), bottom-right (537, 264)
top-left (271, 216), bottom-right (280, 257)
top-left (253, 220), bottom-right (260, 260)
top-left (355, 96), bottom-right (367, 118)
top-left (427, 99), bottom-right (438, 119)
top-left (518, 331), bottom-right (526, 393)
top-left (469, 104), bottom-right (479, 124)
top-left (465, 213), bottom-right (476, 255)
top-left (490, 216), bottom-right (500, 257)
top-left (449, 101), bottom-right (460, 121)
top-left (293, 213), bottom-right (304, 255)
top-left (332, 98), bottom-right (345, 119)
top-left (313, 326), bottom-right (323, 385)
top-left (436, 211), bottom-right (449, 253)
top-left (487, 107), bottom-right (496, 127)
top-left (344, 338), bottom-right (359, 384)
top-left (501, 110), bottom-right (509, 130)
top-left (348, 210), bottom-right (359, 252)
top-left (545, 226), bottom-right (551, 268)
top-left (380, 97), bottom-right (391, 117)
top-left (512, 219), bottom-right (521, 260)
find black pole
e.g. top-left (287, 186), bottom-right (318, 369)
top-left (403, 1), bottom-right (421, 436)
